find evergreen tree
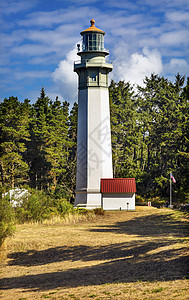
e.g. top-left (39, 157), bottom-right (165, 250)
top-left (28, 88), bottom-right (51, 190)
top-left (136, 74), bottom-right (188, 201)
top-left (0, 77), bottom-right (187, 204)
top-left (66, 102), bottom-right (78, 198)
top-left (0, 97), bottom-right (30, 188)
top-left (176, 77), bottom-right (189, 201)
top-left (109, 80), bottom-right (140, 178)
top-left (46, 98), bottom-right (70, 191)
top-left (29, 89), bottom-right (70, 192)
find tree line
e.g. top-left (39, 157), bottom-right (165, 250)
top-left (0, 74), bottom-right (188, 204)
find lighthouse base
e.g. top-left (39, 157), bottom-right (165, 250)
top-left (74, 190), bottom-right (102, 209)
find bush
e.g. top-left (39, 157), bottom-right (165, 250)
top-left (94, 207), bottom-right (105, 215)
top-left (55, 198), bottom-right (75, 216)
top-left (13, 189), bottom-right (78, 223)
top-left (150, 196), bottom-right (166, 208)
top-left (5, 188), bottom-right (96, 224)
top-left (0, 188), bottom-right (15, 246)
top-left (135, 194), bottom-right (147, 204)
top-left (15, 189), bottom-right (57, 223)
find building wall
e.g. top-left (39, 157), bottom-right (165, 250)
top-left (102, 193), bottom-right (135, 210)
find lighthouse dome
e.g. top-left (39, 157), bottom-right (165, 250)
top-left (80, 19), bottom-right (105, 35)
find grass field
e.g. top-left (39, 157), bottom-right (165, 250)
top-left (0, 206), bottom-right (188, 299)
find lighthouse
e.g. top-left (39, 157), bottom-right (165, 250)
top-left (74, 19), bottom-right (113, 209)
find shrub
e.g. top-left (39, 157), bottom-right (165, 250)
top-left (0, 187), bottom-right (15, 246)
top-left (135, 194), bottom-right (147, 204)
top-left (14, 189), bottom-right (78, 223)
top-left (6, 188), bottom-right (94, 223)
top-left (55, 198), bottom-right (75, 216)
top-left (15, 189), bottom-right (56, 223)
top-left (150, 196), bottom-right (166, 208)
top-left (94, 207), bottom-right (105, 215)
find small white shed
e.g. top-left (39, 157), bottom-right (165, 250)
top-left (101, 178), bottom-right (136, 210)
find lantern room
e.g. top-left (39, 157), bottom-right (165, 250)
top-left (79, 19), bottom-right (108, 54)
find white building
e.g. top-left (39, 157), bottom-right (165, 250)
top-left (101, 178), bottom-right (136, 210)
top-left (3, 188), bottom-right (29, 207)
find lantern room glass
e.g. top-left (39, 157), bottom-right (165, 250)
top-left (82, 33), bottom-right (104, 51)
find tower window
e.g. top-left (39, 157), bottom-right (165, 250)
top-left (91, 74), bottom-right (96, 81)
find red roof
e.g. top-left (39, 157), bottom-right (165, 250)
top-left (101, 178), bottom-right (136, 193)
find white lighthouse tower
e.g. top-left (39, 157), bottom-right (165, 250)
top-left (74, 19), bottom-right (113, 209)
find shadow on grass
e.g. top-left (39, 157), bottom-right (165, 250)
top-left (6, 240), bottom-right (186, 267)
top-left (1, 249), bottom-right (188, 291)
top-left (89, 212), bottom-right (188, 237)
top-left (7, 213), bottom-right (188, 267)
top-left (1, 212), bottom-right (188, 291)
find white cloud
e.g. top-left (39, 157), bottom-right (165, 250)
top-left (15, 70), bottom-right (51, 80)
top-left (142, 0), bottom-right (188, 9)
top-left (68, 0), bottom-right (101, 4)
top-left (0, 30), bottom-right (26, 48)
top-left (12, 44), bottom-right (56, 56)
top-left (52, 45), bottom-right (78, 103)
top-left (160, 30), bottom-right (189, 46)
top-left (0, 0), bottom-right (37, 15)
top-left (107, 0), bottom-right (188, 12)
top-left (52, 42), bottom-right (164, 102)
top-left (166, 11), bottom-right (189, 22)
top-left (112, 47), bottom-right (163, 86)
top-left (164, 58), bottom-right (189, 75)
top-left (3, 24), bottom-right (79, 62)
top-left (18, 7), bottom-right (92, 27)
top-left (27, 25), bottom-right (78, 46)
top-left (52, 45), bottom-right (163, 103)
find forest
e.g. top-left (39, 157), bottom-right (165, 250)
top-left (0, 73), bottom-right (189, 205)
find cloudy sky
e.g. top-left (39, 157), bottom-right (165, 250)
top-left (0, 0), bottom-right (189, 105)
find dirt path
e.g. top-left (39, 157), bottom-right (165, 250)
top-left (0, 207), bottom-right (188, 299)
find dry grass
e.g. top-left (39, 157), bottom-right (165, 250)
top-left (0, 206), bottom-right (188, 299)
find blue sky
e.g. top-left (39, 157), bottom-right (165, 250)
top-left (0, 0), bottom-right (189, 105)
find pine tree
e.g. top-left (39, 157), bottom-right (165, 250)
top-left (176, 77), bottom-right (189, 201)
top-left (136, 74), bottom-right (188, 201)
top-left (29, 89), bottom-right (71, 193)
top-left (109, 80), bottom-right (140, 178)
top-left (45, 98), bottom-right (70, 191)
top-left (29, 88), bottom-right (51, 190)
top-left (66, 102), bottom-right (78, 198)
top-left (0, 97), bottom-right (30, 188)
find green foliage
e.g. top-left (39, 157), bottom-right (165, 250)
top-left (28, 89), bottom-right (70, 192)
top-left (109, 80), bottom-right (140, 178)
top-left (66, 102), bottom-right (78, 195)
top-left (149, 197), bottom-right (166, 208)
top-left (0, 187), bottom-right (15, 246)
top-left (110, 74), bottom-right (189, 203)
top-left (55, 198), bottom-right (76, 216)
top-left (135, 194), bottom-right (147, 204)
top-left (0, 97), bottom-right (30, 188)
top-left (15, 190), bottom-right (54, 223)
top-left (14, 189), bottom-right (77, 223)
